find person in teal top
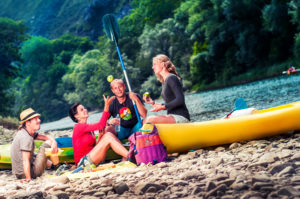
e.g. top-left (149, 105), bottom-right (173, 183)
top-left (106, 79), bottom-right (147, 140)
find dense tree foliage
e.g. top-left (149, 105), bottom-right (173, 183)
top-left (1, 0), bottom-right (300, 121)
top-left (0, 18), bottom-right (28, 116)
top-left (13, 34), bottom-right (94, 121)
top-left (52, 34), bottom-right (94, 65)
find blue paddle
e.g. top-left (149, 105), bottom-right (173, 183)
top-left (224, 98), bottom-right (248, 118)
top-left (234, 98), bottom-right (248, 111)
top-left (102, 14), bottom-right (142, 127)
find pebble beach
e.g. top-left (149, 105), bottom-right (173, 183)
top-left (1, 126), bottom-right (300, 199)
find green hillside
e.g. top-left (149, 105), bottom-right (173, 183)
top-left (0, 0), bottom-right (129, 39)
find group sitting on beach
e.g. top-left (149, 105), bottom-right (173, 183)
top-left (11, 54), bottom-right (190, 181)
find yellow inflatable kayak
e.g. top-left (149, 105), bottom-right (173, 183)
top-left (156, 101), bottom-right (300, 153)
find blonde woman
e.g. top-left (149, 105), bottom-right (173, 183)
top-left (143, 54), bottom-right (190, 123)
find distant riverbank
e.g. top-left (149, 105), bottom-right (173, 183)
top-left (195, 72), bottom-right (284, 92)
top-left (38, 74), bottom-right (300, 131)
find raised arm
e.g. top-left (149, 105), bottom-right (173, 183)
top-left (129, 92), bottom-right (147, 118)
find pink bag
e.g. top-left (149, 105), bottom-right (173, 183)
top-left (128, 124), bottom-right (168, 165)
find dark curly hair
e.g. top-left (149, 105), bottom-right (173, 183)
top-left (69, 102), bottom-right (80, 123)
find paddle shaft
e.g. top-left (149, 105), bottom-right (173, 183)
top-left (103, 14), bottom-right (142, 126)
top-left (115, 42), bottom-right (142, 126)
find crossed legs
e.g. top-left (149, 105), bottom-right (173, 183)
top-left (89, 132), bottom-right (128, 165)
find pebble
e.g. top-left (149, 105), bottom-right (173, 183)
top-left (1, 126), bottom-right (300, 198)
top-left (113, 182), bottom-right (129, 194)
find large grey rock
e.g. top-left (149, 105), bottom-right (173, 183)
top-left (100, 178), bottom-right (114, 186)
top-left (277, 186), bottom-right (300, 196)
top-left (134, 182), bottom-right (165, 195)
top-left (113, 182), bottom-right (129, 195)
top-left (268, 163), bottom-right (296, 175)
top-left (205, 181), bottom-right (216, 192)
top-left (98, 187), bottom-right (113, 194)
top-left (229, 142), bottom-right (242, 149)
top-left (179, 171), bottom-right (204, 180)
top-left (49, 176), bottom-right (69, 184)
top-left (80, 190), bottom-right (97, 196)
top-left (290, 153), bottom-right (300, 162)
top-left (230, 182), bottom-right (248, 191)
top-left (191, 186), bottom-right (202, 195)
top-left (213, 174), bottom-right (229, 182)
top-left (205, 184), bottom-right (227, 198)
top-left (291, 176), bottom-right (300, 184)
top-left (8, 191), bottom-right (43, 199)
top-left (55, 192), bottom-right (69, 199)
top-left (173, 180), bottom-right (189, 186)
top-left (251, 174), bottom-right (271, 183)
top-left (252, 182), bottom-right (274, 190)
top-left (216, 179), bottom-right (235, 187)
top-left (277, 149), bottom-right (292, 159)
top-left (93, 191), bottom-right (106, 197)
top-left (277, 166), bottom-right (295, 177)
top-left (240, 191), bottom-right (263, 199)
top-left (256, 153), bottom-right (278, 166)
top-left (52, 184), bottom-right (70, 191)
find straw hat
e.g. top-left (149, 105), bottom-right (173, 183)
top-left (19, 108), bottom-right (41, 124)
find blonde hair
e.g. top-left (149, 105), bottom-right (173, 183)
top-left (153, 54), bottom-right (180, 82)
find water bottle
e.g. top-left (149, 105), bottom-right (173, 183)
top-left (115, 114), bottom-right (120, 132)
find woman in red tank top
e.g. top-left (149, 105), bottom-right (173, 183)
top-left (69, 95), bottom-right (128, 167)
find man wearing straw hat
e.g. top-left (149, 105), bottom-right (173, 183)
top-left (11, 108), bottom-right (58, 182)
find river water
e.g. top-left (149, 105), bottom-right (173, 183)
top-left (40, 74), bottom-right (300, 131)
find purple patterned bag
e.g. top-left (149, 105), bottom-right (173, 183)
top-left (128, 124), bottom-right (168, 165)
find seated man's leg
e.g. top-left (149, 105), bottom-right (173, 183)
top-left (32, 140), bottom-right (51, 178)
top-left (117, 126), bottom-right (131, 140)
top-left (107, 122), bottom-right (142, 140)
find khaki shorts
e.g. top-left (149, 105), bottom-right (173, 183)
top-left (169, 114), bottom-right (190, 123)
top-left (15, 142), bottom-right (50, 179)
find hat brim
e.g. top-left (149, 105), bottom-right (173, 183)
top-left (20, 113), bottom-right (41, 124)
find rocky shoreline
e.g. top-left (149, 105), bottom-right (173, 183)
top-left (1, 126), bottom-right (300, 198)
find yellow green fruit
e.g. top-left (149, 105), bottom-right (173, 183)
top-left (143, 92), bottom-right (150, 98)
top-left (107, 75), bottom-right (114, 82)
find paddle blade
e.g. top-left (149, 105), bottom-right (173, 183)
top-left (102, 14), bottom-right (120, 43)
top-left (234, 98), bottom-right (248, 110)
